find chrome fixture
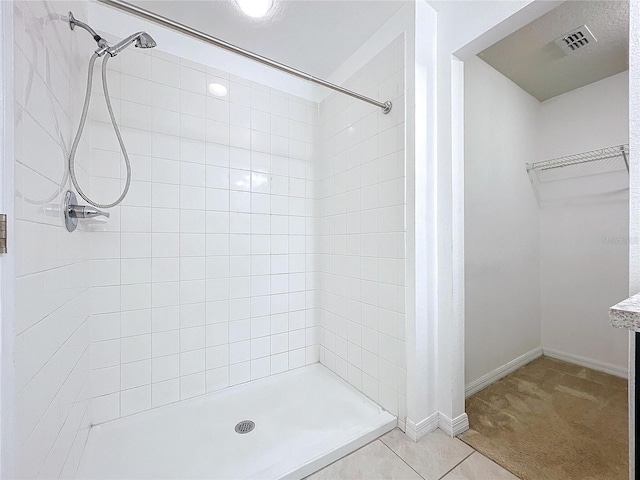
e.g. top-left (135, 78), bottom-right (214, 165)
top-left (68, 11), bottom-right (156, 57)
top-left (96, 0), bottom-right (392, 114)
top-left (68, 12), bottom-right (110, 51)
top-left (67, 12), bottom-right (156, 212)
top-left (106, 31), bottom-right (157, 56)
top-left (64, 191), bottom-right (110, 232)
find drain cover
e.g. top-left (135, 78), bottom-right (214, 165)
top-left (235, 420), bottom-right (255, 434)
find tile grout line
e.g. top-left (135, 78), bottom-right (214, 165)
top-left (458, 436), bottom-right (522, 480)
top-left (305, 436), bottom-right (386, 478)
top-left (378, 437), bottom-right (427, 480)
top-left (434, 450), bottom-right (475, 480)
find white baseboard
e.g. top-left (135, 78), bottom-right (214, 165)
top-left (405, 412), bottom-right (438, 441)
top-left (438, 412), bottom-right (469, 436)
top-left (542, 348), bottom-right (628, 379)
top-left (465, 347), bottom-right (543, 398)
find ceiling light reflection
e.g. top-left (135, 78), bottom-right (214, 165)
top-left (235, 0), bottom-right (274, 18)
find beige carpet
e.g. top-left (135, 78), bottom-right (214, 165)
top-left (459, 356), bottom-right (628, 480)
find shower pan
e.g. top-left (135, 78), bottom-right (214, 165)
top-left (78, 366), bottom-right (396, 479)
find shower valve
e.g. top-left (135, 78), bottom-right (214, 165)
top-left (64, 190), bottom-right (109, 232)
top-left (68, 205), bottom-right (110, 219)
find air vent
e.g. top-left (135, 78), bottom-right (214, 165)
top-left (555, 25), bottom-right (597, 55)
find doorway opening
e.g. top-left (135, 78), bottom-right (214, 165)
top-left (458, 2), bottom-right (630, 479)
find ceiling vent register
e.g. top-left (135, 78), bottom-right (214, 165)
top-left (554, 25), bottom-right (597, 55)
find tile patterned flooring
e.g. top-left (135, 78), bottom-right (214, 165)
top-left (308, 428), bottom-right (519, 480)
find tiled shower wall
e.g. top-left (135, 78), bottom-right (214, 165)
top-left (88, 45), bottom-right (320, 422)
top-left (318, 36), bottom-right (407, 422)
top-left (13, 1), bottom-right (92, 478)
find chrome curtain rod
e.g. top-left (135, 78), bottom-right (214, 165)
top-left (97, 0), bottom-right (392, 114)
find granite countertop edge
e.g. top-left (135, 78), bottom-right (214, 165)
top-left (610, 292), bottom-right (640, 333)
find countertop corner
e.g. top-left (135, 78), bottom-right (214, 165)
top-left (610, 293), bottom-right (640, 332)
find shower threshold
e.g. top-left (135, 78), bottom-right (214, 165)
top-left (77, 364), bottom-right (396, 479)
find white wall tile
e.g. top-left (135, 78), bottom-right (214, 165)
top-left (152, 378), bottom-right (180, 407)
top-left (85, 47), bottom-right (320, 426)
top-left (317, 37), bottom-right (405, 417)
top-left (121, 385), bottom-right (152, 417)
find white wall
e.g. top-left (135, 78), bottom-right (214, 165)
top-left (539, 72), bottom-right (629, 374)
top-left (318, 36), bottom-right (406, 424)
top-left (464, 56), bottom-right (541, 387)
top-left (13, 1), bottom-right (92, 477)
top-left (538, 72), bottom-right (629, 160)
top-left (627, 3), bottom-right (639, 476)
top-left (465, 63), bottom-right (629, 383)
top-left (87, 45), bottom-right (320, 423)
top-left (428, 0), bottom-right (542, 428)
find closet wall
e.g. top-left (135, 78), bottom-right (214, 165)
top-left (465, 60), bottom-right (629, 388)
top-left (464, 56), bottom-right (541, 388)
top-left (539, 71), bottom-right (629, 374)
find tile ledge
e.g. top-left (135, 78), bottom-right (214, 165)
top-left (610, 292), bottom-right (640, 332)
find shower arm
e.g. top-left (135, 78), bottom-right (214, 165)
top-left (68, 12), bottom-right (109, 52)
top-left (96, 0), bottom-right (393, 114)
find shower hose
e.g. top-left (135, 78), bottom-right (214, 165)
top-left (68, 52), bottom-right (131, 209)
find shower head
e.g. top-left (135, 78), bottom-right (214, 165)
top-left (136, 32), bottom-right (157, 49)
top-left (106, 31), bottom-right (157, 56)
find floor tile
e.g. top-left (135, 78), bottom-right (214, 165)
top-left (307, 440), bottom-right (422, 480)
top-left (381, 428), bottom-right (473, 480)
top-left (442, 452), bottom-right (519, 480)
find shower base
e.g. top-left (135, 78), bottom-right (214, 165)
top-left (77, 364), bottom-right (396, 479)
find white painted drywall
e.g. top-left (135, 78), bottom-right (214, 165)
top-left (464, 56), bottom-right (541, 386)
top-left (428, 0), bottom-right (562, 427)
top-left (465, 64), bottom-right (630, 384)
top-left (539, 72), bottom-right (630, 375)
top-left (538, 72), bottom-right (629, 160)
top-left (627, 2), bottom-right (639, 475)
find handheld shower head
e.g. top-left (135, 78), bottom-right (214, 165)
top-left (136, 32), bottom-right (157, 49)
top-left (106, 31), bottom-right (157, 56)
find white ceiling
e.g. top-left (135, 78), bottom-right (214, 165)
top-left (478, 0), bottom-right (629, 102)
top-left (128, 0), bottom-right (406, 78)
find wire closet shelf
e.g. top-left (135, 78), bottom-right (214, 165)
top-left (526, 144), bottom-right (630, 205)
top-left (526, 144), bottom-right (630, 173)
